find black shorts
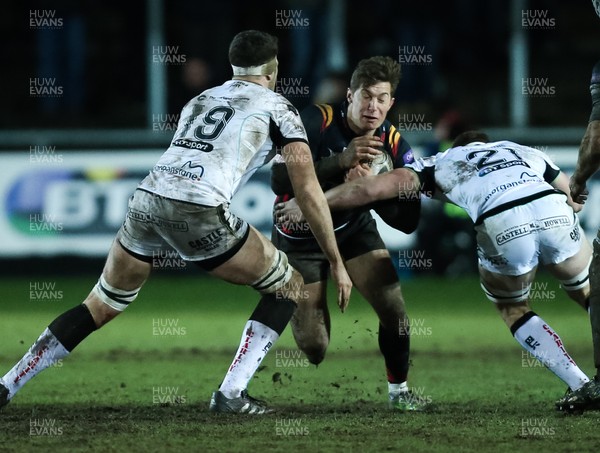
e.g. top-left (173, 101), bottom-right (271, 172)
top-left (272, 212), bottom-right (386, 284)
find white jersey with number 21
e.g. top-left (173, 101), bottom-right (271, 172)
top-left (408, 140), bottom-right (561, 222)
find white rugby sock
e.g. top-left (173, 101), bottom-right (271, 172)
top-left (512, 312), bottom-right (589, 390)
top-left (388, 381), bottom-right (408, 395)
top-left (219, 321), bottom-right (279, 399)
top-left (2, 328), bottom-right (69, 398)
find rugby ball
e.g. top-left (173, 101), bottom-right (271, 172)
top-left (368, 152), bottom-right (394, 174)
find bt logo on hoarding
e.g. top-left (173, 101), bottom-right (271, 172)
top-left (7, 168), bottom-right (145, 235)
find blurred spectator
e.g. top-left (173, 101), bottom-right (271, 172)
top-left (167, 0), bottom-right (236, 112)
top-left (33, 0), bottom-right (87, 116)
top-left (346, 1), bottom-right (444, 104)
top-left (313, 71), bottom-right (348, 105)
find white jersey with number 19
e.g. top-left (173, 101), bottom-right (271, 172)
top-left (139, 80), bottom-right (308, 206)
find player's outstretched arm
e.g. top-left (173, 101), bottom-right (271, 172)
top-left (282, 141), bottom-right (352, 311)
top-left (571, 120), bottom-right (600, 205)
top-left (274, 168), bottom-right (420, 225)
top-left (324, 168), bottom-right (420, 211)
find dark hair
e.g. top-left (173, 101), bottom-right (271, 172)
top-left (349, 56), bottom-right (402, 93)
top-left (228, 30), bottom-right (278, 67)
top-left (452, 130), bottom-right (490, 147)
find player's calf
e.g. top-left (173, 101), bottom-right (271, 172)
top-left (289, 281), bottom-right (330, 365)
top-left (291, 313), bottom-right (329, 365)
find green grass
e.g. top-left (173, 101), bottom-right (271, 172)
top-left (1, 273), bottom-right (599, 452)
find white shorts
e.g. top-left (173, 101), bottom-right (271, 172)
top-left (475, 193), bottom-right (583, 275)
top-left (116, 189), bottom-right (249, 269)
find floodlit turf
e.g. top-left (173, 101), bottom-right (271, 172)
top-left (1, 273), bottom-right (600, 452)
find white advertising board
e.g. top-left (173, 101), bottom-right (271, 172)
top-left (0, 148), bottom-right (598, 257)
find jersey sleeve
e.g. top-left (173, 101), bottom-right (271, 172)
top-left (270, 104), bottom-right (330, 195)
top-left (590, 60), bottom-right (600, 122)
top-left (269, 96), bottom-right (310, 195)
top-left (302, 104), bottom-right (344, 182)
top-left (301, 104), bottom-right (328, 158)
top-left (521, 145), bottom-right (561, 183)
top-left (542, 161), bottom-right (560, 183)
top-left (270, 94), bottom-right (309, 147)
top-left (407, 155), bottom-right (438, 197)
top-left (387, 125), bottom-right (415, 168)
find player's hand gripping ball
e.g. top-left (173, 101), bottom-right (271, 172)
top-left (367, 151), bottom-right (394, 174)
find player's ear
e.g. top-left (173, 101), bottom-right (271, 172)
top-left (389, 97), bottom-right (395, 108)
top-left (265, 71), bottom-right (277, 89)
top-left (346, 88), bottom-right (352, 103)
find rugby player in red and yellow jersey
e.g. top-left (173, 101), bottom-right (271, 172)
top-left (271, 56), bottom-right (426, 410)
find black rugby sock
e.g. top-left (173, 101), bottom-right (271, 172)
top-left (48, 304), bottom-right (97, 352)
top-left (249, 294), bottom-right (297, 335)
top-left (378, 321), bottom-right (410, 384)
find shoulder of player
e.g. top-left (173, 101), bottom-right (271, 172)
top-left (300, 103), bottom-right (336, 132)
top-left (378, 120), bottom-right (405, 147)
top-left (266, 88), bottom-right (297, 107)
top-left (380, 120), bottom-right (414, 165)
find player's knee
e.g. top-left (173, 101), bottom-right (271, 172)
top-left (291, 318), bottom-right (328, 364)
top-left (304, 347), bottom-right (327, 365)
top-left (295, 338), bottom-right (327, 365)
top-left (90, 275), bottom-right (141, 326)
top-left (480, 280), bottom-right (530, 304)
top-left (560, 258), bottom-right (591, 303)
top-left (284, 268), bottom-right (306, 302)
top-left (251, 250), bottom-right (305, 301)
top-left (378, 296), bottom-right (407, 324)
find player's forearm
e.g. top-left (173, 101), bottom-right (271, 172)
top-left (324, 169), bottom-right (419, 212)
top-left (323, 176), bottom-right (381, 211)
top-left (573, 121), bottom-right (600, 184)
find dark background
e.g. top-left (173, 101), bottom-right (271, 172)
top-left (3, 0), bottom-right (598, 130)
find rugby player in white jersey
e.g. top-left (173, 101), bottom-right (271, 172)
top-left (276, 131), bottom-right (594, 401)
top-left (0, 30), bottom-right (351, 414)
